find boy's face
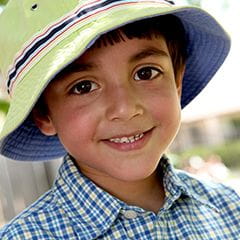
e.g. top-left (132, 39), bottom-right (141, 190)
top-left (35, 35), bottom-right (183, 182)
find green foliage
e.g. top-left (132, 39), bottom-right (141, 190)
top-left (0, 0), bottom-right (8, 6)
top-left (0, 99), bottom-right (9, 114)
top-left (177, 140), bottom-right (240, 169)
top-left (231, 118), bottom-right (240, 129)
top-left (213, 141), bottom-right (240, 168)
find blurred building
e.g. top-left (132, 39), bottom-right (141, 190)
top-left (172, 111), bottom-right (240, 152)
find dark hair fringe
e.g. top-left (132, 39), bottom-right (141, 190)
top-left (95, 15), bottom-right (187, 77)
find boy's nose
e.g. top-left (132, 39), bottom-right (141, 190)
top-left (105, 84), bottom-right (144, 122)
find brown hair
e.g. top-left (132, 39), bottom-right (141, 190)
top-left (94, 15), bottom-right (187, 77)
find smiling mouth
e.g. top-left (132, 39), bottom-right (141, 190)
top-left (103, 128), bottom-right (154, 151)
top-left (109, 133), bottom-right (144, 144)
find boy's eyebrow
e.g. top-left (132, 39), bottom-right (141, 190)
top-left (129, 47), bottom-right (169, 63)
top-left (62, 62), bottom-right (97, 74)
top-left (52, 62), bottom-right (96, 83)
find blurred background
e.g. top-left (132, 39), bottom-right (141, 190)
top-left (0, 0), bottom-right (240, 227)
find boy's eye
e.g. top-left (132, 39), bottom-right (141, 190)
top-left (134, 67), bottom-right (162, 81)
top-left (70, 80), bottom-right (99, 95)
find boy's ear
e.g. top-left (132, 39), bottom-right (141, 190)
top-left (32, 108), bottom-right (57, 136)
top-left (175, 65), bottom-right (185, 97)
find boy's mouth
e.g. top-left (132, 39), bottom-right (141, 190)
top-left (109, 133), bottom-right (144, 144)
top-left (102, 128), bottom-right (154, 151)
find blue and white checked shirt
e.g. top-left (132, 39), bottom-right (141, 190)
top-left (1, 154), bottom-right (240, 239)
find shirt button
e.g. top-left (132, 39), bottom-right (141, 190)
top-left (123, 210), bottom-right (138, 219)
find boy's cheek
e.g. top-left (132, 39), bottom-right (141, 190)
top-left (149, 97), bottom-right (181, 124)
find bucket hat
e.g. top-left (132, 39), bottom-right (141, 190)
top-left (0, 0), bottom-right (230, 161)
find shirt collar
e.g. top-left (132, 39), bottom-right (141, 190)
top-left (160, 155), bottom-right (220, 213)
top-left (53, 154), bottom-right (218, 238)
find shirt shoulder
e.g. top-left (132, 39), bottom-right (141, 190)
top-left (0, 189), bottom-right (77, 240)
top-left (0, 190), bottom-right (54, 240)
top-left (0, 155), bottom-right (112, 240)
top-left (176, 169), bottom-right (240, 215)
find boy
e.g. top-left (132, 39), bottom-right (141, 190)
top-left (0, 0), bottom-right (239, 239)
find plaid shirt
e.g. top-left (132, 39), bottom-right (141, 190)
top-left (1, 155), bottom-right (240, 239)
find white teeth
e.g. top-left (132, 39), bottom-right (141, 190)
top-left (109, 133), bottom-right (144, 143)
top-left (120, 137), bottom-right (129, 143)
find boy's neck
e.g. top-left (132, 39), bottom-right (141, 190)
top-left (108, 171), bottom-right (165, 213)
top-left (78, 165), bottom-right (165, 214)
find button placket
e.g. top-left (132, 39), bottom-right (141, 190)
top-left (120, 209), bottom-right (140, 238)
top-left (121, 210), bottom-right (158, 239)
